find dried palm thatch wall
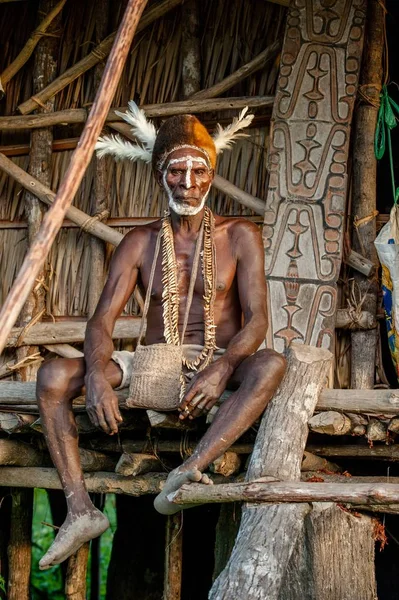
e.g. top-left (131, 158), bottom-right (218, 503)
top-left (0, 0), bottom-right (285, 327)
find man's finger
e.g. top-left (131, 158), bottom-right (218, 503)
top-left (187, 393), bottom-right (205, 408)
top-left (112, 398), bottom-right (123, 422)
top-left (180, 382), bottom-right (201, 409)
top-left (104, 406), bottom-right (118, 435)
top-left (96, 410), bottom-right (110, 434)
top-left (87, 407), bottom-right (99, 428)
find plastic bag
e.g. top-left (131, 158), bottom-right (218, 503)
top-left (375, 205), bottom-right (399, 376)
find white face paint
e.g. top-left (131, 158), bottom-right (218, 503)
top-left (162, 154), bottom-right (211, 216)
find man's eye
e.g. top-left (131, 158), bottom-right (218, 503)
top-left (195, 169), bottom-right (205, 176)
top-left (171, 169), bottom-right (183, 175)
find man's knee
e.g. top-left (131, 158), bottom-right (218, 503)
top-left (37, 359), bottom-right (74, 403)
top-left (251, 349), bottom-right (287, 386)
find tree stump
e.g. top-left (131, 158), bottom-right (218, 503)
top-left (210, 344), bottom-right (332, 599)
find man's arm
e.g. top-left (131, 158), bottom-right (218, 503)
top-left (180, 220), bottom-right (268, 418)
top-left (84, 227), bottom-right (149, 433)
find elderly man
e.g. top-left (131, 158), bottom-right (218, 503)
top-left (36, 106), bottom-right (286, 569)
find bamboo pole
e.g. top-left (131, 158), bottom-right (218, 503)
top-left (17, 0), bottom-right (184, 115)
top-left (0, 0), bottom-right (66, 95)
top-left (190, 40), bottom-right (281, 100)
top-left (7, 489), bottom-right (33, 600)
top-left (350, 0), bottom-right (384, 388)
top-left (0, 0), bottom-right (148, 355)
top-left (181, 0), bottom-right (201, 98)
top-left (0, 96), bottom-right (274, 130)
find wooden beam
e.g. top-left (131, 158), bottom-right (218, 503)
top-left (0, 96), bottom-right (274, 131)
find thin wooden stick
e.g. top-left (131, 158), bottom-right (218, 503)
top-left (0, 0), bottom-right (66, 94)
top-left (191, 40), bottom-right (281, 100)
top-left (0, 96), bottom-right (274, 130)
top-left (65, 543), bottom-right (90, 600)
top-left (17, 0), bottom-right (184, 115)
top-left (0, 0), bottom-right (148, 355)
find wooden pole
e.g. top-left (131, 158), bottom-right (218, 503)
top-left (0, 0), bottom-right (149, 355)
top-left (17, 0), bottom-right (184, 115)
top-left (88, 0), bottom-right (111, 318)
top-left (16, 0), bottom-right (62, 381)
top-left (350, 0), bottom-right (385, 388)
top-left (65, 543), bottom-right (90, 600)
top-left (163, 513), bottom-right (183, 600)
top-left (181, 0), bottom-right (201, 98)
top-left (7, 488), bottom-right (33, 600)
top-left (210, 344), bottom-right (333, 600)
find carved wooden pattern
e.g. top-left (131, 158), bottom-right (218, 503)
top-left (264, 0), bottom-right (366, 353)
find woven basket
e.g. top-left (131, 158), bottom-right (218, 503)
top-left (126, 343), bottom-right (183, 410)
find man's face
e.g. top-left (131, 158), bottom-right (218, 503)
top-left (158, 148), bottom-right (214, 216)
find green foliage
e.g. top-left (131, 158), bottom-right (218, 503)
top-left (0, 574), bottom-right (6, 594)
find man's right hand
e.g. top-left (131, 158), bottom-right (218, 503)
top-left (85, 376), bottom-right (123, 435)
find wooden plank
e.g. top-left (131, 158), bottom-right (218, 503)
top-left (263, 0), bottom-right (367, 352)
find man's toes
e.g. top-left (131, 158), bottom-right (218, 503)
top-left (200, 473), bottom-right (213, 485)
top-left (187, 469), bottom-right (202, 483)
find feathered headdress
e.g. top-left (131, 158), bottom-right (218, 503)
top-left (95, 102), bottom-right (254, 170)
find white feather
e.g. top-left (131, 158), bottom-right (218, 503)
top-left (95, 135), bottom-right (152, 163)
top-left (212, 107), bottom-right (255, 154)
top-left (115, 100), bottom-right (157, 152)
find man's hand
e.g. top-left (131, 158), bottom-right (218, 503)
top-left (178, 359), bottom-right (232, 420)
top-left (85, 376), bottom-right (123, 435)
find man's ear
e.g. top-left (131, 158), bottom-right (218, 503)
top-left (209, 168), bottom-right (215, 182)
top-left (155, 169), bottom-right (164, 188)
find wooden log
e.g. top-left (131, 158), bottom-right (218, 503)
top-left (0, 0), bottom-right (149, 356)
top-left (163, 513), bottom-right (183, 600)
top-left (308, 411), bottom-right (352, 435)
top-left (0, 439), bottom-right (46, 467)
top-left (7, 489), bottom-right (33, 600)
top-left (335, 308), bottom-right (377, 330)
top-left (209, 344), bottom-right (333, 600)
top-left (0, 467), bottom-right (166, 495)
top-left (0, 488), bottom-right (10, 600)
top-left (43, 344), bottom-right (83, 358)
top-left (211, 452), bottom-right (241, 477)
top-left (0, 153), bottom-right (123, 246)
top-left (171, 480), bottom-right (399, 506)
top-left (6, 316), bottom-right (141, 347)
top-left (0, 96), bottom-right (274, 131)
top-left (367, 419), bottom-right (387, 442)
top-left (301, 451), bottom-right (341, 473)
top-left (344, 248), bottom-right (375, 277)
top-left (181, 0), bottom-right (200, 98)
top-left (307, 444), bottom-right (399, 461)
top-left (65, 543), bottom-right (90, 600)
top-left (350, 0), bottom-right (384, 389)
top-left (0, 412), bottom-right (37, 434)
top-left (115, 453), bottom-right (161, 476)
top-left (280, 503), bottom-right (376, 599)
top-left (0, 0), bottom-right (66, 94)
top-left (191, 40), bottom-right (281, 100)
top-left (17, 0), bottom-right (184, 115)
top-left (388, 416), bottom-right (399, 434)
top-left (146, 409), bottom-right (195, 429)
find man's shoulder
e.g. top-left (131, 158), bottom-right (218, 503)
top-left (121, 219), bottom-right (162, 246)
top-left (214, 214), bottom-right (261, 239)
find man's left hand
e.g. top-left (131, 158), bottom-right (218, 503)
top-left (178, 359), bottom-right (232, 420)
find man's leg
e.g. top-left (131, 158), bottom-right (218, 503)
top-left (154, 349), bottom-right (286, 514)
top-left (36, 357), bottom-right (123, 569)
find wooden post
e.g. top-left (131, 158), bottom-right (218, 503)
top-left (0, 489), bottom-right (10, 600)
top-left (88, 0), bottom-right (111, 318)
top-left (212, 504), bottom-right (241, 582)
top-left (163, 513), bottom-right (183, 600)
top-left (209, 344), bottom-right (333, 600)
top-left (350, 0), bottom-right (385, 388)
top-left (7, 488), bottom-right (33, 600)
top-left (16, 0), bottom-right (62, 381)
top-left (0, 0), bottom-right (149, 355)
top-left (65, 543), bottom-right (90, 600)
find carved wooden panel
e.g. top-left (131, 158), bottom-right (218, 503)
top-left (264, 0), bottom-right (366, 353)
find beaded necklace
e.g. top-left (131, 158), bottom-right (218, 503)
top-left (161, 206), bottom-right (217, 371)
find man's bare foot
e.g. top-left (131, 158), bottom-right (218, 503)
top-left (154, 467), bottom-right (213, 515)
top-left (39, 508), bottom-right (109, 570)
